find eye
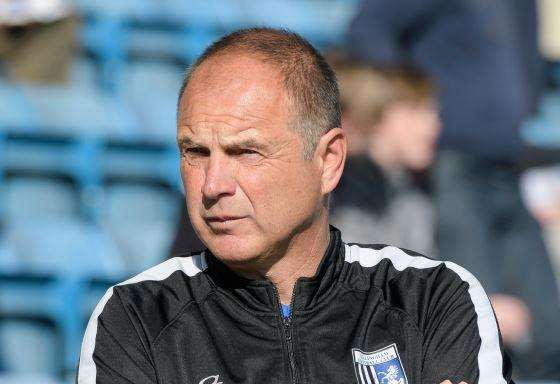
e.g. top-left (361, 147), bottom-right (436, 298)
top-left (229, 147), bottom-right (260, 157)
top-left (239, 149), bottom-right (259, 156)
top-left (227, 147), bottom-right (264, 165)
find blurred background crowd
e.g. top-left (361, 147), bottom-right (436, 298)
top-left (0, 0), bottom-right (560, 383)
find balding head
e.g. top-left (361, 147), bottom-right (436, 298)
top-left (178, 27), bottom-right (341, 159)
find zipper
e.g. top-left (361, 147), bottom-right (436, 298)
top-left (273, 286), bottom-right (299, 384)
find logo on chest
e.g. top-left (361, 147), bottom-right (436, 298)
top-left (351, 343), bottom-right (408, 384)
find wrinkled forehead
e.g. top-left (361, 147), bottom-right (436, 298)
top-left (178, 53), bottom-right (293, 138)
top-left (177, 113), bottom-right (270, 144)
top-left (183, 52), bottom-right (287, 106)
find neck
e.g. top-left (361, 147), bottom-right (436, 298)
top-left (269, 216), bottom-right (331, 305)
top-left (226, 210), bottom-right (331, 305)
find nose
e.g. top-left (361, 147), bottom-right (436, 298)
top-left (202, 153), bottom-right (237, 205)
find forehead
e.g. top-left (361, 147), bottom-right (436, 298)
top-left (178, 53), bottom-right (292, 137)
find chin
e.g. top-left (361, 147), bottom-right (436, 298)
top-left (203, 233), bottom-right (264, 264)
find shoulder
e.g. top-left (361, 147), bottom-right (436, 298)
top-left (78, 253), bottom-right (211, 382)
top-left (116, 251), bottom-right (208, 287)
top-left (342, 243), bottom-right (490, 329)
top-left (110, 251), bottom-right (208, 299)
top-left (344, 242), bottom-right (478, 285)
top-left (90, 252), bottom-right (210, 340)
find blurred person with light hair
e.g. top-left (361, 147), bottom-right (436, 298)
top-left (331, 62), bottom-right (440, 255)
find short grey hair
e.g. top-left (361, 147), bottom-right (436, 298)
top-left (178, 27), bottom-right (341, 159)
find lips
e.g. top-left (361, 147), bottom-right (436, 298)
top-left (205, 216), bottom-right (245, 223)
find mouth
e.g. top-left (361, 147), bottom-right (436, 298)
top-left (203, 216), bottom-right (246, 233)
top-left (204, 216), bottom-right (246, 223)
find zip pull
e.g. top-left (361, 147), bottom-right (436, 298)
top-left (283, 315), bottom-right (292, 328)
top-left (283, 317), bottom-right (292, 340)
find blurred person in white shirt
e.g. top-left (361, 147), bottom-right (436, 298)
top-left (0, 0), bottom-right (75, 83)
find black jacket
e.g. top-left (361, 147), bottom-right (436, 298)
top-left (78, 227), bottom-right (513, 383)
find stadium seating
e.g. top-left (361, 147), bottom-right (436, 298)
top-left (0, 320), bottom-right (59, 376)
top-left (119, 60), bottom-right (183, 141)
top-left (0, 81), bottom-right (37, 133)
top-left (521, 91), bottom-right (560, 148)
top-left (0, 239), bottom-right (19, 272)
top-left (0, 374), bottom-right (66, 384)
top-left (541, 92), bottom-right (560, 121)
top-left (3, 177), bottom-right (79, 221)
top-left (0, 375), bottom-right (65, 384)
top-left (21, 84), bottom-right (135, 137)
top-left (101, 184), bottom-right (179, 272)
top-left (6, 217), bottom-right (125, 276)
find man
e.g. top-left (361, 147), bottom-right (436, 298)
top-left (77, 28), bottom-right (512, 384)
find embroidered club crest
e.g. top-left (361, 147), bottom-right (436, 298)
top-left (352, 343), bottom-right (408, 384)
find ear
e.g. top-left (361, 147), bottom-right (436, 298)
top-left (315, 127), bottom-right (347, 195)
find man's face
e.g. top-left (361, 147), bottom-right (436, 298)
top-left (177, 54), bottom-right (324, 265)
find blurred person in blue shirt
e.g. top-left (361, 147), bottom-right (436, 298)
top-left (347, 0), bottom-right (560, 378)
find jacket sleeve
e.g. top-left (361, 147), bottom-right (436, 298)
top-left (346, 0), bottom-right (446, 64)
top-left (420, 263), bottom-right (514, 384)
top-left (76, 287), bottom-right (158, 384)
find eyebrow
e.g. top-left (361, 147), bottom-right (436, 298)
top-left (177, 136), bottom-right (197, 148)
top-left (224, 137), bottom-right (266, 151)
top-left (177, 136), bottom-right (267, 151)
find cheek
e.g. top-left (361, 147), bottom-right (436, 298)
top-left (406, 130), bottom-right (437, 168)
top-left (238, 166), bottom-right (279, 212)
top-left (405, 132), bottom-right (428, 157)
top-left (181, 163), bottom-right (204, 205)
top-left (414, 121), bottom-right (438, 151)
top-left (240, 164), bottom-right (319, 222)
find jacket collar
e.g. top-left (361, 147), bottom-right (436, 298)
top-left (204, 226), bottom-right (344, 315)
